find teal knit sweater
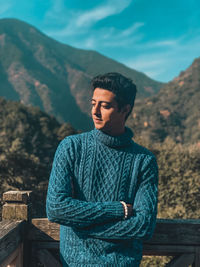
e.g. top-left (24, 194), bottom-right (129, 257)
top-left (46, 128), bottom-right (158, 267)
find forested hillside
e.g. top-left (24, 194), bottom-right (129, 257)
top-left (135, 137), bottom-right (200, 266)
top-left (127, 57), bottom-right (200, 144)
top-left (0, 97), bottom-right (77, 217)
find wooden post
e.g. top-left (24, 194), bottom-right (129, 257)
top-left (193, 247), bottom-right (200, 267)
top-left (1, 191), bottom-right (32, 267)
top-left (2, 191), bottom-right (32, 222)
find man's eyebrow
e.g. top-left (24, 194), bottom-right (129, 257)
top-left (91, 99), bottom-right (112, 104)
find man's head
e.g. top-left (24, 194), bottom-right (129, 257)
top-left (91, 72), bottom-right (137, 136)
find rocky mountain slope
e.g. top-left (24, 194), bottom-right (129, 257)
top-left (127, 57), bottom-right (200, 144)
top-left (0, 18), bottom-right (164, 131)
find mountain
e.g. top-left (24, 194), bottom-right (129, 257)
top-left (0, 97), bottom-right (77, 217)
top-left (127, 57), bottom-right (200, 144)
top-left (0, 18), bottom-right (164, 131)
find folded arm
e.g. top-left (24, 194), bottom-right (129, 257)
top-left (46, 138), bottom-right (124, 228)
top-left (74, 156), bottom-right (158, 241)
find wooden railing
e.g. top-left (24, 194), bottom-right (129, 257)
top-left (0, 191), bottom-right (200, 267)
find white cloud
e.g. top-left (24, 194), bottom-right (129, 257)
top-left (45, 1), bottom-right (144, 52)
top-left (72, 21), bottom-right (145, 50)
top-left (125, 56), bottom-right (168, 80)
top-left (0, 0), bottom-right (13, 15)
top-left (100, 22), bottom-right (144, 47)
top-left (45, 0), bottom-right (69, 24)
top-left (83, 37), bottom-right (96, 49)
top-left (45, 0), bottom-right (132, 37)
top-left (131, 38), bottom-right (180, 51)
top-left (44, 2), bottom-right (200, 82)
top-left (122, 32), bottom-right (200, 81)
top-left (50, 0), bottom-right (64, 14)
top-left (76, 0), bottom-right (131, 27)
top-left (144, 70), bottom-right (164, 79)
top-left (128, 58), bottom-right (165, 70)
top-left (154, 40), bottom-right (178, 47)
top-left (121, 22), bottom-right (144, 37)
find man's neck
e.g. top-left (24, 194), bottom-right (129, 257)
top-left (101, 127), bottom-right (125, 137)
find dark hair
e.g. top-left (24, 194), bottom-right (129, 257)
top-left (91, 72), bottom-right (137, 119)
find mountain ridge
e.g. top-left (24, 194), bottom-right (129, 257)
top-left (127, 56), bottom-right (200, 144)
top-left (0, 18), bottom-right (164, 130)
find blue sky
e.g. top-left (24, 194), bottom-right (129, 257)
top-left (0, 0), bottom-right (200, 82)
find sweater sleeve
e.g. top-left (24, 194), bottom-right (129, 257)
top-left (74, 156), bottom-right (158, 240)
top-left (46, 137), bottom-right (124, 227)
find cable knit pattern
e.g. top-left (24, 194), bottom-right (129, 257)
top-left (46, 128), bottom-right (158, 267)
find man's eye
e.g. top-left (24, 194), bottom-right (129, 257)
top-left (102, 105), bottom-right (110, 109)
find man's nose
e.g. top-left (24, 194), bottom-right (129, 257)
top-left (93, 104), bottom-right (101, 117)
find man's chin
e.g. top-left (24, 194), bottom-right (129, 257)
top-left (94, 124), bottom-right (103, 130)
top-left (94, 123), bottom-right (106, 131)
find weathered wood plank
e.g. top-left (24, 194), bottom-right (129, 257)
top-left (0, 220), bottom-right (25, 264)
top-left (34, 241), bottom-right (195, 256)
top-left (2, 203), bottom-right (32, 221)
top-left (33, 241), bottom-right (193, 256)
top-left (0, 243), bottom-right (23, 267)
top-left (29, 218), bottom-right (60, 241)
top-left (2, 191), bottom-right (32, 221)
top-left (37, 249), bottom-right (62, 267)
top-left (143, 244), bottom-right (196, 256)
top-left (0, 221), bottom-right (23, 239)
top-left (148, 219), bottom-right (200, 245)
top-left (29, 218), bottom-right (200, 246)
top-left (166, 254), bottom-right (194, 267)
top-left (3, 191), bottom-right (32, 204)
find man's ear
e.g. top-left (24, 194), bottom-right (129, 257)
top-left (122, 104), bottom-right (131, 117)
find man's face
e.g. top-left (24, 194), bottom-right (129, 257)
top-left (91, 88), bottom-right (128, 136)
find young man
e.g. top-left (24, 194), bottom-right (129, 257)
top-left (46, 72), bottom-right (158, 266)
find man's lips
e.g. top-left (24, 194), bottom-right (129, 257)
top-left (93, 118), bottom-right (102, 122)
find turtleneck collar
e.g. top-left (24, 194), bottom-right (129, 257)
top-left (92, 127), bottom-right (134, 148)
